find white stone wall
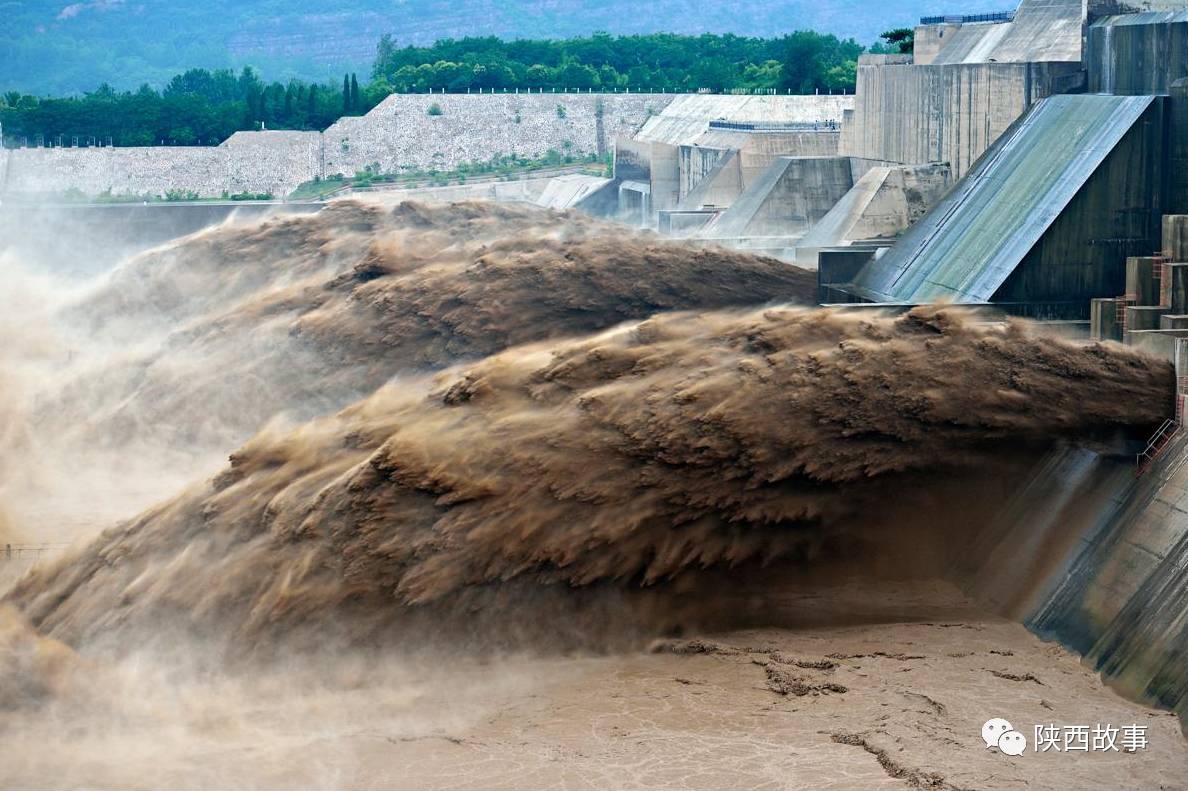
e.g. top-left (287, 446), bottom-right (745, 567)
top-left (322, 92), bottom-right (671, 177)
top-left (3, 130), bottom-right (321, 198)
top-left (5, 146), bottom-right (224, 197)
top-left (219, 131), bottom-right (323, 193)
top-left (1, 94), bottom-right (669, 198)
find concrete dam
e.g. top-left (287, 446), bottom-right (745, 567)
top-left (610, 0), bottom-right (1188, 733)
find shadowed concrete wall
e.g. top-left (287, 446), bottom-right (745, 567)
top-left (993, 99), bottom-right (1169, 312)
top-left (1167, 215), bottom-right (1188, 258)
top-left (649, 143), bottom-right (682, 212)
top-left (1087, 11), bottom-right (1188, 94)
top-left (800, 163), bottom-right (951, 243)
top-left (793, 162), bottom-right (950, 268)
top-left (612, 137), bottom-right (651, 183)
top-left (964, 438), bottom-right (1188, 730)
top-left (677, 130), bottom-right (841, 208)
top-left (842, 59), bottom-right (1085, 179)
top-left (700, 156), bottom-right (854, 239)
top-left (1174, 80), bottom-right (1188, 213)
top-left (677, 152), bottom-right (742, 210)
top-left (680, 145), bottom-right (732, 197)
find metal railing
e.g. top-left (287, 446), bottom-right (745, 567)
top-left (310, 163), bottom-right (598, 201)
top-left (1136, 419), bottom-right (1182, 476)
top-left (1, 543), bottom-right (70, 561)
top-left (708, 120), bottom-right (841, 132)
top-left (920, 12), bottom-right (1015, 24)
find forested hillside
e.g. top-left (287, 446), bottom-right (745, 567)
top-left (0, 0), bottom-right (1008, 94)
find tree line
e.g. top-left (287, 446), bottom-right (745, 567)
top-left (371, 32), bottom-right (863, 94)
top-left (0, 67), bottom-right (371, 147)
top-left (1, 30), bottom-right (886, 148)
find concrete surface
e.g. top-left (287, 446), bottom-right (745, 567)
top-left (630, 95), bottom-right (851, 147)
top-left (697, 156), bottom-right (853, 240)
top-left (794, 162), bottom-right (950, 268)
top-left (924, 0), bottom-right (1085, 65)
top-left (1088, 10), bottom-right (1188, 93)
top-left (840, 59), bottom-right (1085, 180)
top-left (849, 94), bottom-right (1161, 305)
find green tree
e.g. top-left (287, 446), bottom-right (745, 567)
top-left (780, 32), bottom-right (826, 93)
top-left (692, 57), bottom-right (734, 92)
top-left (739, 60), bottom-right (782, 91)
top-left (880, 28), bottom-right (915, 55)
top-left (369, 31), bottom-right (861, 95)
top-left (824, 61), bottom-right (858, 91)
top-left (557, 60), bottom-right (599, 90)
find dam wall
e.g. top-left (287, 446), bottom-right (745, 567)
top-left (1087, 11), bottom-right (1188, 94)
top-left (1006, 429), bottom-right (1188, 729)
top-left (968, 219), bottom-right (1188, 729)
top-left (963, 436), bottom-right (1188, 728)
top-left (793, 162), bottom-right (951, 268)
top-left (841, 59), bottom-right (1085, 179)
top-left (846, 94), bottom-right (1169, 315)
top-left (1, 93), bottom-right (669, 199)
top-left (919, 0), bottom-right (1086, 66)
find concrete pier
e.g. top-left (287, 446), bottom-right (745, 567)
top-left (1126, 255), bottom-right (1164, 305)
top-left (1126, 304), bottom-right (1170, 332)
top-left (1163, 261), bottom-right (1188, 313)
top-left (1165, 215), bottom-right (1188, 259)
top-left (1091, 297), bottom-right (1123, 340)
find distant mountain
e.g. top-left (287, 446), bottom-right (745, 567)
top-left (0, 0), bottom-right (1015, 94)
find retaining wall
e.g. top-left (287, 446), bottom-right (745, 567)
top-left (1089, 12), bottom-right (1188, 95)
top-left (2, 93), bottom-right (669, 199)
top-left (322, 93), bottom-right (670, 178)
top-left (841, 60), bottom-right (1086, 179)
top-left (3, 131), bottom-right (321, 199)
